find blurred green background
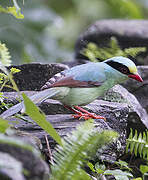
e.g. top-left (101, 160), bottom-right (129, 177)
top-left (0, 0), bottom-right (148, 64)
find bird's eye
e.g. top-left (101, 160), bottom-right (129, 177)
top-left (120, 67), bottom-right (128, 74)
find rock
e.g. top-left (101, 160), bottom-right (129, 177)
top-left (6, 99), bottom-right (129, 162)
top-left (104, 85), bottom-right (148, 131)
top-left (0, 134), bottom-right (50, 180)
top-left (75, 20), bottom-right (148, 65)
top-left (122, 66), bottom-right (148, 113)
top-left (0, 152), bottom-right (25, 180)
top-left (11, 130), bottom-right (43, 151)
top-left (4, 63), bottom-right (68, 91)
top-left (87, 100), bottom-right (128, 162)
top-left (1, 91), bottom-right (70, 115)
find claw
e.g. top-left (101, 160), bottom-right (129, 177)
top-left (72, 113), bottom-right (91, 120)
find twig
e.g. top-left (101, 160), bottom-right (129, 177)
top-left (45, 135), bottom-right (53, 164)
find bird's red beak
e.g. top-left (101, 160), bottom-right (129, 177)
top-left (128, 73), bottom-right (143, 82)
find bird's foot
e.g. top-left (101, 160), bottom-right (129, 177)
top-left (64, 105), bottom-right (106, 120)
top-left (72, 112), bottom-right (105, 120)
top-left (74, 105), bottom-right (106, 120)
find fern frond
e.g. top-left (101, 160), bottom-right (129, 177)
top-left (81, 37), bottom-right (146, 62)
top-left (126, 129), bottom-right (148, 159)
top-left (50, 120), bottom-right (118, 180)
top-left (0, 42), bottom-right (11, 66)
top-left (124, 47), bottom-right (146, 57)
top-left (81, 43), bottom-right (98, 62)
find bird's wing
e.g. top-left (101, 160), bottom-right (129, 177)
top-left (41, 62), bottom-right (106, 89)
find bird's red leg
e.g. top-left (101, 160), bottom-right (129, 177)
top-left (74, 106), bottom-right (106, 120)
top-left (64, 105), bottom-right (106, 120)
top-left (64, 105), bottom-right (81, 114)
top-left (64, 105), bottom-right (87, 119)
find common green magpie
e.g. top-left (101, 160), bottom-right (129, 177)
top-left (1, 56), bottom-right (143, 120)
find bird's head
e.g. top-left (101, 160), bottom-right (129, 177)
top-left (104, 56), bottom-right (143, 82)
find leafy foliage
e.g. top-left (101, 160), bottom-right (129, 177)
top-left (0, 0), bottom-right (72, 64)
top-left (126, 129), bottom-right (148, 160)
top-left (139, 164), bottom-right (148, 180)
top-left (115, 160), bottom-right (132, 172)
top-left (0, 42), bottom-right (20, 92)
top-left (0, 0), bottom-right (145, 64)
top-left (0, 6), bottom-right (24, 19)
top-left (104, 169), bottom-right (133, 180)
top-left (82, 37), bottom-right (146, 62)
top-left (0, 67), bottom-right (21, 92)
top-left (0, 42), bottom-right (21, 114)
top-left (88, 161), bottom-right (133, 180)
top-left (0, 42), bottom-right (62, 145)
top-left (0, 41), bottom-right (11, 66)
top-left (22, 93), bottom-right (62, 146)
top-left (140, 165), bottom-right (148, 174)
top-left (50, 120), bottom-right (118, 180)
top-left (0, 43), bottom-right (22, 134)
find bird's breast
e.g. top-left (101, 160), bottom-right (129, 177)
top-left (60, 87), bottom-right (106, 106)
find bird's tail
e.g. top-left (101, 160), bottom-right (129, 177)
top-left (0, 88), bottom-right (61, 119)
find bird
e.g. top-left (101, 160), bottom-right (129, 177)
top-left (0, 56), bottom-right (143, 120)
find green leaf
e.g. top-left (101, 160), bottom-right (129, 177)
top-left (22, 93), bottom-right (62, 146)
top-left (96, 168), bottom-right (104, 175)
top-left (140, 165), bottom-right (148, 174)
top-left (126, 129), bottom-right (148, 160)
top-left (7, 6), bottom-right (24, 19)
top-left (95, 162), bottom-right (106, 174)
top-left (134, 134), bottom-right (140, 156)
top-left (124, 47), bottom-right (146, 57)
top-left (10, 68), bottom-right (21, 74)
top-left (139, 132), bottom-right (145, 157)
top-left (126, 128), bottom-right (132, 153)
top-left (0, 5), bottom-right (24, 19)
top-left (115, 160), bottom-right (132, 172)
top-left (104, 169), bottom-right (133, 180)
top-left (87, 162), bottom-right (96, 172)
top-left (0, 118), bottom-right (10, 133)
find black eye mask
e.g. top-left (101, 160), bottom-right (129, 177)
top-left (105, 60), bottom-right (131, 75)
